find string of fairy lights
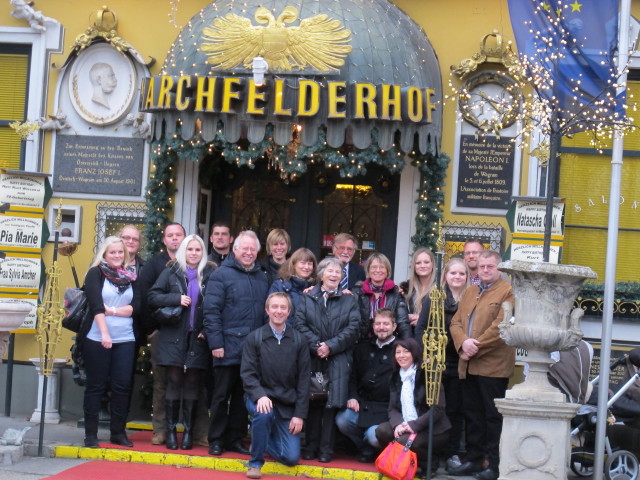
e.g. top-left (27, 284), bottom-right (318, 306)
top-left (448, 3), bottom-right (636, 153)
top-left (144, 122), bottom-right (449, 256)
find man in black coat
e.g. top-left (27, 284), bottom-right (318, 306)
top-left (204, 230), bottom-right (269, 456)
top-left (336, 308), bottom-right (397, 462)
top-left (241, 292), bottom-right (310, 479)
top-left (136, 223), bottom-right (185, 445)
top-left (332, 233), bottom-right (365, 290)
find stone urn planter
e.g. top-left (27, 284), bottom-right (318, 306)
top-left (498, 260), bottom-right (597, 402)
top-left (0, 301), bottom-right (32, 359)
top-left (495, 260), bottom-right (597, 480)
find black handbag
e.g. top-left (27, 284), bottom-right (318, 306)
top-left (62, 287), bottom-right (88, 333)
top-left (153, 279), bottom-right (185, 326)
top-left (154, 305), bottom-right (185, 325)
top-left (310, 370), bottom-right (329, 401)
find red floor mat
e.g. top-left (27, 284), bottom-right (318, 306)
top-left (98, 430), bottom-right (378, 472)
top-left (47, 460), bottom-right (296, 480)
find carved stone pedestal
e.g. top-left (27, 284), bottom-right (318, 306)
top-left (496, 399), bottom-right (579, 480)
top-left (29, 358), bottom-right (67, 424)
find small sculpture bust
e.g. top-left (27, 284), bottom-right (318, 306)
top-left (10, 0), bottom-right (57, 33)
top-left (37, 111), bottom-right (71, 132)
top-left (123, 113), bottom-right (151, 139)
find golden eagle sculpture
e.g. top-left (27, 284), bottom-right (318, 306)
top-left (201, 6), bottom-right (352, 72)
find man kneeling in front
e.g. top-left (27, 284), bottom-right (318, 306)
top-left (240, 292), bottom-right (310, 478)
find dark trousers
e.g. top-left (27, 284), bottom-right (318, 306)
top-left (375, 421), bottom-right (449, 467)
top-left (208, 365), bottom-right (247, 446)
top-left (83, 339), bottom-right (135, 422)
top-left (462, 374), bottom-right (508, 471)
top-left (304, 402), bottom-right (338, 456)
top-left (150, 334), bottom-right (167, 434)
top-left (443, 371), bottom-right (465, 457)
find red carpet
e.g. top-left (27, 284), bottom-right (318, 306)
top-left (47, 460), bottom-right (298, 479)
top-left (98, 430), bottom-right (378, 472)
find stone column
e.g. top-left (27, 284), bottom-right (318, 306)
top-left (496, 398), bottom-right (579, 479)
top-left (29, 358), bottom-right (68, 424)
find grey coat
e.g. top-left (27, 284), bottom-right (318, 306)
top-left (294, 285), bottom-right (360, 408)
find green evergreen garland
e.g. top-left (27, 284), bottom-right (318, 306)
top-left (144, 124), bottom-right (449, 255)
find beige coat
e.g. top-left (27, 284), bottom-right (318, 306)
top-left (449, 278), bottom-right (515, 379)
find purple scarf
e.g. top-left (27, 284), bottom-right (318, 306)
top-left (185, 267), bottom-right (199, 330)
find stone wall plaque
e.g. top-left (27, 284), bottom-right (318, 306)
top-left (53, 135), bottom-right (144, 196)
top-left (456, 134), bottom-right (515, 209)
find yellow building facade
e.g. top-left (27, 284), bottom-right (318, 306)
top-left (0, 0), bottom-right (639, 368)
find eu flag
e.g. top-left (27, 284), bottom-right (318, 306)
top-left (508, 0), bottom-right (620, 132)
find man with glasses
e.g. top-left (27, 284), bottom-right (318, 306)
top-left (462, 239), bottom-right (484, 286)
top-left (331, 233), bottom-right (365, 291)
top-left (204, 230), bottom-right (269, 456)
top-left (447, 251), bottom-right (514, 480)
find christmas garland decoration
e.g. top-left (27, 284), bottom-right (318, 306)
top-left (144, 124), bottom-right (449, 255)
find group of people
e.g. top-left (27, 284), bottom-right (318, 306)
top-left (76, 223), bottom-right (515, 480)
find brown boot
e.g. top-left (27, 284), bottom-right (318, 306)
top-left (151, 431), bottom-right (166, 445)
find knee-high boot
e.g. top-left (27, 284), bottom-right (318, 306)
top-left (165, 400), bottom-right (181, 450)
top-left (181, 399), bottom-right (197, 450)
top-left (84, 414), bottom-right (99, 448)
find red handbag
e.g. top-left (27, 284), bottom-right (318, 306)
top-left (375, 433), bottom-right (418, 480)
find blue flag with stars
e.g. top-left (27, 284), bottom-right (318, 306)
top-left (508, 0), bottom-right (621, 132)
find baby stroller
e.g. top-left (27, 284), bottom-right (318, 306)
top-left (570, 347), bottom-right (640, 480)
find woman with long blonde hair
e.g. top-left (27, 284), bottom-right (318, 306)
top-left (148, 235), bottom-right (216, 450)
top-left (403, 248), bottom-right (436, 335)
top-left (415, 257), bottom-right (470, 466)
top-left (81, 236), bottom-right (140, 448)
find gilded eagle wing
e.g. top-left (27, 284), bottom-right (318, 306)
top-left (286, 14), bottom-right (352, 72)
top-left (201, 14), bottom-right (263, 69)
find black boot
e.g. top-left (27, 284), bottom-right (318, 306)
top-left (181, 399), bottom-right (197, 450)
top-left (110, 416), bottom-right (133, 447)
top-left (165, 400), bottom-right (180, 450)
top-left (84, 414), bottom-right (99, 448)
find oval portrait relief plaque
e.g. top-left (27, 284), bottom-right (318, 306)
top-left (69, 43), bottom-right (137, 126)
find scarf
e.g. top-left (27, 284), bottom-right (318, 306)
top-left (185, 267), bottom-right (199, 330)
top-left (399, 364), bottom-right (418, 422)
top-left (99, 263), bottom-right (136, 293)
top-left (363, 278), bottom-right (395, 319)
top-left (321, 288), bottom-right (337, 307)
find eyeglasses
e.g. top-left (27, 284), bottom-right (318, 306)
top-left (121, 236), bottom-right (140, 243)
top-left (334, 245), bottom-right (355, 253)
top-left (479, 264), bottom-right (497, 270)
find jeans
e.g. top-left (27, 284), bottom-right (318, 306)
top-left (83, 339), bottom-right (135, 421)
top-left (245, 398), bottom-right (300, 468)
top-left (335, 408), bottom-right (380, 450)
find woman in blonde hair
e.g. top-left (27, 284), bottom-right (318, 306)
top-left (402, 248), bottom-right (436, 335)
top-left (260, 228), bottom-right (291, 285)
top-left (415, 257), bottom-right (469, 466)
top-left (81, 236), bottom-right (140, 448)
top-left (148, 235), bottom-right (216, 450)
top-left (269, 247), bottom-right (317, 327)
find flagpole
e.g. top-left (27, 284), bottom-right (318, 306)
top-left (592, 1), bottom-right (631, 479)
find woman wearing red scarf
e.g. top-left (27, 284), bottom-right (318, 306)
top-left (353, 253), bottom-right (410, 342)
